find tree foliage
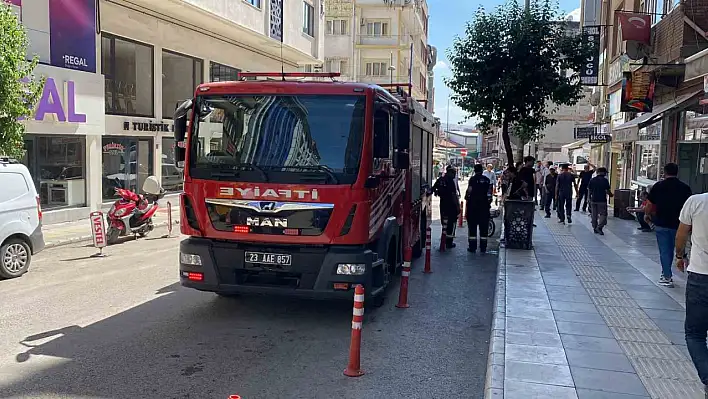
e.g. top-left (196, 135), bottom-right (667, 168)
top-left (446, 0), bottom-right (593, 166)
top-left (0, 3), bottom-right (44, 158)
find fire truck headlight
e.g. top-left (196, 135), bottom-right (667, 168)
top-left (336, 263), bottom-right (366, 275)
top-left (180, 252), bottom-right (202, 266)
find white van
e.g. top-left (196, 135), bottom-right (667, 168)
top-left (0, 158), bottom-right (44, 279)
top-left (571, 153), bottom-right (590, 172)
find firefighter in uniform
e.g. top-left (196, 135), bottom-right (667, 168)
top-left (433, 165), bottom-right (460, 248)
top-left (465, 164), bottom-right (492, 253)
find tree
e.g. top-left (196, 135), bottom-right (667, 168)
top-left (0, 3), bottom-right (44, 158)
top-left (446, 0), bottom-right (592, 167)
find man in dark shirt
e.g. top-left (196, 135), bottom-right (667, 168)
top-left (588, 167), bottom-right (613, 235)
top-left (543, 167), bottom-right (558, 218)
top-left (518, 156), bottom-right (536, 199)
top-left (465, 164), bottom-right (492, 253)
top-left (433, 166), bottom-right (461, 249)
top-left (555, 163), bottom-right (576, 224)
top-left (645, 163), bottom-right (692, 287)
top-left (575, 162), bottom-right (596, 212)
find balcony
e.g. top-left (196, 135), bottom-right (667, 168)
top-left (650, 0), bottom-right (708, 65)
top-left (356, 35), bottom-right (405, 47)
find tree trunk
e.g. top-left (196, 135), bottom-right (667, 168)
top-left (517, 143), bottom-right (525, 163)
top-left (501, 117), bottom-right (514, 167)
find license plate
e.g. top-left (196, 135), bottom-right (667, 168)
top-left (244, 251), bottom-right (292, 266)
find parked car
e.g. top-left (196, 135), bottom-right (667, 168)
top-left (0, 158), bottom-right (45, 278)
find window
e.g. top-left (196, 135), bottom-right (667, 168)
top-left (162, 50), bottom-right (203, 119)
top-left (636, 144), bottom-right (659, 181)
top-left (326, 19), bottom-right (348, 35)
top-left (325, 58), bottom-right (348, 74)
top-left (210, 62), bottom-right (241, 82)
top-left (365, 61), bottom-right (387, 76)
top-left (300, 64), bottom-right (322, 72)
top-left (102, 137), bottom-right (154, 200)
top-left (303, 2), bottom-right (314, 36)
top-left (244, 0), bottom-right (261, 8)
top-left (161, 137), bottom-right (183, 192)
top-left (23, 136), bottom-right (87, 208)
top-left (101, 34), bottom-right (154, 117)
top-left (365, 20), bottom-right (389, 36)
top-left (340, 59), bottom-right (349, 75)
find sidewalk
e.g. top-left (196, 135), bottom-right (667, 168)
top-left (42, 203), bottom-right (180, 249)
top-left (486, 207), bottom-right (705, 399)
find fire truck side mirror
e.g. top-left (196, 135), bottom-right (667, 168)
top-left (364, 175), bottom-right (381, 189)
top-left (173, 99), bottom-right (192, 165)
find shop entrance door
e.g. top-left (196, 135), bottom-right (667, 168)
top-left (102, 137), bottom-right (153, 201)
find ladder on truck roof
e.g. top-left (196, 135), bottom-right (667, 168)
top-left (237, 72), bottom-right (341, 81)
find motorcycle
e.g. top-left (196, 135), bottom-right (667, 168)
top-left (106, 176), bottom-right (165, 245)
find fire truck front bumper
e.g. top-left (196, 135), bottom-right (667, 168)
top-left (178, 237), bottom-right (385, 300)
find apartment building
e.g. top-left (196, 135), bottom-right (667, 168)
top-left (583, 0), bottom-right (707, 194)
top-left (17, 0), bottom-right (324, 223)
top-left (321, 0), bottom-right (433, 109)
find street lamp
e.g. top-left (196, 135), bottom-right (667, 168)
top-left (389, 51), bottom-right (396, 85)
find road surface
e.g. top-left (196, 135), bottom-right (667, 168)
top-left (0, 218), bottom-right (497, 399)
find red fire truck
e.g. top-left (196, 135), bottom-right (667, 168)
top-left (173, 72), bottom-right (436, 305)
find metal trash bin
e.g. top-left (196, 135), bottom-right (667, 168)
top-left (613, 189), bottom-right (635, 220)
top-left (503, 199), bottom-right (535, 250)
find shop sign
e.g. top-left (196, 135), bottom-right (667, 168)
top-left (589, 134), bottom-right (612, 143)
top-left (581, 26), bottom-right (601, 86)
top-left (33, 77), bottom-right (86, 123)
top-left (574, 126), bottom-right (596, 139)
top-left (102, 142), bottom-right (125, 155)
top-left (608, 55), bottom-right (630, 87)
top-left (620, 71), bottom-right (655, 113)
top-left (123, 121), bottom-right (173, 132)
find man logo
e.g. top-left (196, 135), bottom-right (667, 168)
top-left (260, 202), bottom-right (276, 211)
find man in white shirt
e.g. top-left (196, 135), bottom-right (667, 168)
top-left (536, 161), bottom-right (551, 210)
top-left (483, 164), bottom-right (496, 184)
top-left (675, 192), bottom-right (708, 394)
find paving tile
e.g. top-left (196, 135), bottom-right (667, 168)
top-left (609, 327), bottom-right (671, 344)
top-left (506, 343), bottom-right (568, 365)
top-left (641, 377), bottom-right (706, 399)
top-left (546, 284), bottom-right (585, 295)
top-left (505, 361), bottom-right (575, 387)
top-left (653, 318), bottom-right (685, 334)
top-left (585, 288), bottom-right (632, 299)
top-left (547, 291), bottom-right (594, 304)
top-left (507, 289), bottom-right (549, 300)
top-left (570, 367), bottom-right (649, 396)
top-left (634, 297), bottom-right (685, 311)
top-left (507, 305), bottom-right (555, 320)
top-left (506, 331), bottom-right (563, 347)
top-left (544, 278), bottom-right (584, 287)
top-left (596, 306), bottom-right (648, 319)
top-left (505, 380), bottom-right (578, 399)
top-left (554, 310), bottom-right (606, 325)
top-left (591, 296), bottom-right (639, 308)
top-left (561, 334), bottom-right (624, 354)
top-left (578, 275), bottom-right (618, 283)
top-left (576, 389), bottom-right (649, 398)
top-left (550, 300), bottom-right (599, 314)
top-left (664, 331), bottom-right (686, 346)
top-left (618, 341), bottom-right (688, 361)
top-left (565, 349), bottom-right (636, 372)
top-left (582, 281), bottom-right (623, 290)
top-left (507, 316), bottom-right (558, 334)
top-left (629, 356), bottom-right (699, 381)
top-left (507, 297), bottom-right (551, 309)
top-left (626, 290), bottom-right (677, 301)
top-left (556, 321), bottom-right (614, 338)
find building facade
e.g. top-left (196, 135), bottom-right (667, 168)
top-left (322, 0), bottom-right (433, 110)
top-left (14, 0), bottom-right (325, 223)
top-left (584, 0), bottom-right (708, 195)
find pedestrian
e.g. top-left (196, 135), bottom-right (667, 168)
top-left (543, 166), bottom-right (558, 218)
top-left (644, 163), bottom-right (692, 287)
top-left (433, 165), bottom-right (460, 249)
top-left (483, 164), bottom-right (496, 183)
top-left (575, 161), bottom-right (596, 212)
top-left (555, 163), bottom-right (576, 224)
top-left (518, 156), bottom-right (536, 200)
top-left (626, 191), bottom-right (653, 232)
top-left (674, 191), bottom-right (708, 396)
top-left (465, 164), bottom-right (492, 253)
top-left (588, 167), bottom-right (613, 235)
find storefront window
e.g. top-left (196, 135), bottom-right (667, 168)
top-left (102, 137), bottom-right (154, 200)
top-left (23, 136), bottom-right (86, 209)
top-left (684, 110), bottom-right (708, 141)
top-left (210, 62), bottom-right (240, 82)
top-left (162, 50), bottom-right (203, 119)
top-left (636, 143), bottom-right (659, 182)
top-left (161, 137), bottom-right (183, 192)
top-left (102, 34), bottom-right (154, 117)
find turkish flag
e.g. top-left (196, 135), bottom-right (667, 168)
top-left (618, 12), bottom-right (651, 45)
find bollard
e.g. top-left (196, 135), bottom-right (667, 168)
top-left (423, 227), bottom-right (432, 274)
top-left (89, 211), bottom-right (107, 258)
top-left (396, 247), bottom-right (413, 308)
top-left (458, 201), bottom-right (464, 227)
top-left (162, 201), bottom-right (173, 238)
top-left (344, 285), bottom-right (365, 377)
top-left (440, 218), bottom-right (447, 252)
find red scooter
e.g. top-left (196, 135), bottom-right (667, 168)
top-left (106, 176), bottom-right (165, 245)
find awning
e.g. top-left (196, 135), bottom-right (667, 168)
top-left (612, 90), bottom-right (703, 142)
top-left (561, 139), bottom-right (588, 150)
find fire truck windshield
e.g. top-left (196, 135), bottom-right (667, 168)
top-left (189, 94), bottom-right (366, 185)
